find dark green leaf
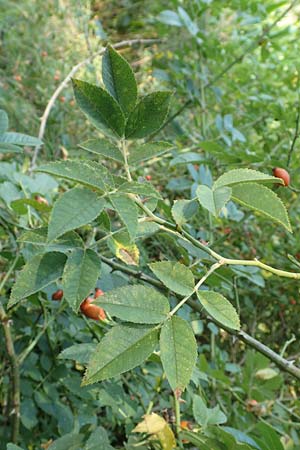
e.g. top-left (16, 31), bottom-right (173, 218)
top-left (231, 183), bottom-right (291, 232)
top-left (11, 198), bottom-right (51, 214)
top-left (79, 138), bottom-right (124, 162)
top-left (62, 249), bottom-right (101, 311)
top-left (48, 187), bottom-right (105, 241)
top-left (125, 91), bottom-right (172, 139)
top-left (95, 285), bottom-right (170, 323)
top-left (36, 160), bottom-right (114, 192)
top-left (128, 141), bottom-right (174, 165)
top-left (171, 199), bottom-right (198, 226)
top-left (48, 433), bottom-right (84, 450)
top-left (59, 343), bottom-right (97, 365)
top-left (160, 316), bottom-right (197, 392)
top-left (197, 290), bottom-right (240, 330)
top-left (0, 132), bottom-right (42, 146)
top-left (118, 181), bottom-right (162, 199)
top-left (0, 143), bottom-right (22, 153)
top-left (149, 261), bottom-right (194, 295)
top-left (9, 252), bottom-right (67, 307)
top-left (196, 185), bottom-right (232, 216)
top-left (72, 78), bottom-right (125, 137)
top-left (214, 168), bottom-right (282, 189)
top-left (83, 323), bottom-right (159, 384)
top-left (19, 228), bottom-right (84, 253)
top-left (0, 109), bottom-right (8, 134)
top-left (109, 193), bottom-right (138, 240)
top-left (102, 45), bottom-right (137, 115)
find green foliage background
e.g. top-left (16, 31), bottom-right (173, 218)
top-left (1, 0), bottom-right (300, 449)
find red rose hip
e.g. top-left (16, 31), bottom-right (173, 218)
top-left (272, 167), bottom-right (290, 186)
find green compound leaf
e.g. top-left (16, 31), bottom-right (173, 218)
top-left (149, 261), bottom-right (194, 296)
top-left (79, 138), bottom-right (124, 163)
top-left (125, 91), bottom-right (172, 139)
top-left (83, 323), bottom-right (159, 384)
top-left (102, 45), bottom-right (137, 116)
top-left (171, 199), bottom-right (198, 226)
top-left (197, 290), bottom-right (240, 330)
top-left (48, 187), bottom-right (105, 242)
top-left (128, 141), bottom-right (174, 165)
top-left (36, 160), bottom-right (114, 193)
top-left (62, 249), bottom-right (101, 311)
top-left (94, 285), bottom-right (170, 324)
top-left (231, 182), bottom-right (291, 232)
top-left (214, 168), bottom-right (283, 189)
top-left (196, 185), bottom-right (232, 217)
top-left (72, 78), bottom-right (125, 137)
top-left (109, 193), bottom-right (138, 240)
top-left (160, 316), bottom-right (197, 393)
top-left (8, 252), bottom-right (67, 308)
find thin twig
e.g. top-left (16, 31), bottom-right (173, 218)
top-left (29, 38), bottom-right (161, 171)
top-left (0, 255), bottom-right (21, 443)
top-left (99, 255), bottom-right (300, 381)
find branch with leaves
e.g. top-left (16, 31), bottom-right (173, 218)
top-left (30, 38), bottom-right (161, 171)
top-left (8, 46), bottom-right (300, 446)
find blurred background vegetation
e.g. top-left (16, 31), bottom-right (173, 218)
top-left (1, 0), bottom-right (300, 449)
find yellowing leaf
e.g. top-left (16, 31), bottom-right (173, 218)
top-left (108, 232), bottom-right (139, 266)
top-left (133, 413), bottom-right (166, 434)
top-left (133, 413), bottom-right (176, 450)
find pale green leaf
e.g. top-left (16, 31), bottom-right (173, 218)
top-left (193, 395), bottom-right (226, 427)
top-left (79, 138), bottom-right (124, 162)
top-left (59, 343), bottom-right (97, 365)
top-left (149, 261), bottom-right (194, 296)
top-left (36, 160), bottom-right (114, 192)
top-left (197, 290), bottom-right (240, 330)
top-left (118, 181), bottom-right (162, 199)
top-left (85, 426), bottom-right (115, 450)
top-left (94, 285), bottom-right (170, 323)
top-left (7, 445), bottom-right (25, 450)
top-left (255, 368), bottom-right (278, 380)
top-left (83, 323), bottom-right (159, 384)
top-left (214, 168), bottom-right (282, 189)
top-left (48, 433), bottom-right (84, 450)
top-left (171, 199), bottom-right (198, 226)
top-left (9, 252), bottom-right (67, 307)
top-left (0, 132), bottom-right (42, 146)
top-left (0, 109), bottom-right (8, 134)
top-left (19, 228), bottom-right (84, 253)
top-left (109, 193), bottom-right (138, 240)
top-left (128, 141), bottom-right (174, 165)
top-left (48, 187), bottom-right (105, 241)
top-left (231, 182), bottom-right (291, 232)
top-left (0, 143), bottom-right (22, 153)
top-left (72, 78), bottom-right (125, 137)
top-left (102, 45), bottom-right (137, 115)
top-left (62, 249), bottom-right (101, 311)
top-left (125, 91), bottom-right (172, 139)
top-left (160, 316), bottom-right (197, 393)
top-left (196, 185), bottom-right (232, 216)
top-left (11, 198), bottom-right (50, 214)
